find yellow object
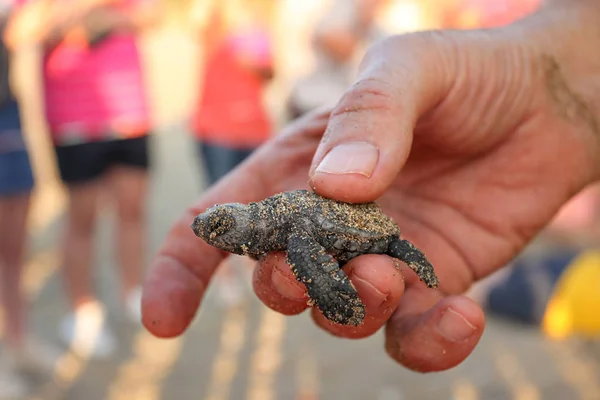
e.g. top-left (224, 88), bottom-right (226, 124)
top-left (542, 250), bottom-right (600, 340)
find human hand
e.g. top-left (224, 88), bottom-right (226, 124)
top-left (141, 1), bottom-right (600, 372)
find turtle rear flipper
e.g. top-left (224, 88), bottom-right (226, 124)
top-left (388, 238), bottom-right (439, 289)
top-left (286, 233), bottom-right (365, 326)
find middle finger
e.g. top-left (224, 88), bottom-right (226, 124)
top-left (253, 253), bottom-right (406, 338)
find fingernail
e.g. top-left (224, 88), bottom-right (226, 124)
top-left (351, 275), bottom-right (388, 308)
top-left (315, 142), bottom-right (379, 177)
top-left (437, 307), bottom-right (476, 342)
top-left (271, 266), bottom-right (306, 300)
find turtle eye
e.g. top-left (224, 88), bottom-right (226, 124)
top-left (208, 211), bottom-right (235, 238)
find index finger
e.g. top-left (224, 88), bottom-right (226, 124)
top-left (141, 109), bottom-right (332, 338)
top-left (141, 173), bottom-right (265, 337)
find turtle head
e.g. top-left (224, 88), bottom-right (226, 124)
top-left (191, 203), bottom-right (253, 254)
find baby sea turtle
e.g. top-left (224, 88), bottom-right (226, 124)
top-left (191, 189), bottom-right (439, 326)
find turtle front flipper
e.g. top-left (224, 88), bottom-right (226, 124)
top-left (286, 233), bottom-right (365, 326)
top-left (388, 238), bottom-right (440, 288)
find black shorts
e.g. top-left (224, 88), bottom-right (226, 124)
top-left (54, 135), bottom-right (150, 184)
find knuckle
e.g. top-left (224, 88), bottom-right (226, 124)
top-left (366, 29), bottom-right (462, 77)
top-left (385, 30), bottom-right (460, 57)
top-left (331, 77), bottom-right (397, 119)
top-left (331, 30), bottom-right (463, 120)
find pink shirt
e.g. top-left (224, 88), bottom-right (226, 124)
top-left (42, 0), bottom-right (150, 146)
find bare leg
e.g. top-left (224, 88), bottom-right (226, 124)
top-left (0, 192), bottom-right (62, 372)
top-left (107, 166), bottom-right (148, 309)
top-left (0, 193), bottom-right (31, 349)
top-left (58, 179), bottom-right (119, 359)
top-left (214, 257), bottom-right (247, 308)
top-left (61, 181), bottom-right (102, 309)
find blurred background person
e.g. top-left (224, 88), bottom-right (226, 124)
top-left (0, 0), bottom-right (60, 397)
top-left (188, 0), bottom-right (275, 186)
top-left (187, 0), bottom-right (276, 307)
top-left (285, 0), bottom-right (388, 121)
top-left (7, 0), bottom-right (160, 359)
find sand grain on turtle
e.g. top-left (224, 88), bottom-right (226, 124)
top-left (191, 189), bottom-right (439, 326)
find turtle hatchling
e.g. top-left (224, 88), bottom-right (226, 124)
top-left (191, 189), bottom-right (439, 326)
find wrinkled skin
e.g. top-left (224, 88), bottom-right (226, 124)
top-left (141, 1), bottom-right (600, 374)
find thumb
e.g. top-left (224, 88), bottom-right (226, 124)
top-left (308, 32), bottom-right (457, 203)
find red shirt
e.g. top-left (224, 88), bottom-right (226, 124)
top-left (191, 27), bottom-right (273, 148)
